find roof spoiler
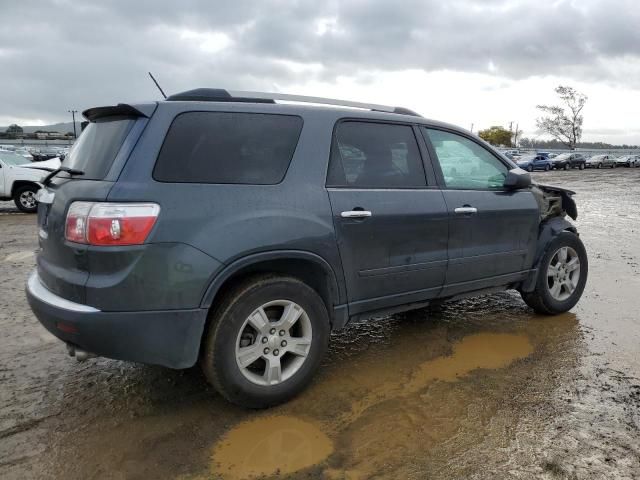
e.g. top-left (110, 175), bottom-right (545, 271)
top-left (165, 88), bottom-right (422, 117)
top-left (82, 103), bottom-right (152, 121)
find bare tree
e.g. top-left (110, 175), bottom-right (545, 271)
top-left (536, 86), bottom-right (587, 149)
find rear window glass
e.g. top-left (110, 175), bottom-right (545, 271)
top-left (63, 117), bottom-right (135, 179)
top-left (153, 112), bottom-right (303, 184)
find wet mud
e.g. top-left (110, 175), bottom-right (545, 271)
top-left (1, 169), bottom-right (640, 479)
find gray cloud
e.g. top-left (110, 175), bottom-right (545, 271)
top-left (1, 0), bottom-right (639, 123)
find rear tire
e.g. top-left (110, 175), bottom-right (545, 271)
top-left (200, 275), bottom-right (330, 408)
top-left (544, 164), bottom-right (550, 171)
top-left (564, 164), bottom-right (569, 170)
top-left (527, 165), bottom-right (533, 172)
top-left (13, 185), bottom-right (39, 213)
top-left (579, 163), bottom-right (585, 170)
top-left (521, 232), bottom-right (588, 315)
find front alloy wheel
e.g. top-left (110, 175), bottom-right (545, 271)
top-left (13, 185), bottom-right (39, 213)
top-left (546, 246), bottom-right (581, 301)
top-left (521, 232), bottom-right (588, 315)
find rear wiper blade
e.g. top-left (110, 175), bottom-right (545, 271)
top-left (42, 166), bottom-right (85, 186)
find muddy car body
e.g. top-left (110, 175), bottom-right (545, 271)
top-left (26, 89), bottom-right (588, 407)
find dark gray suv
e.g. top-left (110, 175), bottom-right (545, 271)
top-left (26, 89), bottom-right (588, 407)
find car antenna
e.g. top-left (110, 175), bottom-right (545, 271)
top-left (148, 72), bottom-right (167, 99)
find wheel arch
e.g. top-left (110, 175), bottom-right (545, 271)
top-left (11, 180), bottom-right (41, 197)
top-left (520, 217), bottom-right (578, 292)
top-left (200, 250), bottom-right (347, 329)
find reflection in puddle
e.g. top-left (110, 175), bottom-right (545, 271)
top-left (343, 333), bottom-right (533, 425)
top-left (211, 333), bottom-right (533, 479)
top-left (211, 415), bottom-right (333, 479)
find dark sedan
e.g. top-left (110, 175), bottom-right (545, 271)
top-left (551, 153), bottom-right (587, 170)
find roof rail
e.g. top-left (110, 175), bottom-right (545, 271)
top-left (165, 88), bottom-right (422, 117)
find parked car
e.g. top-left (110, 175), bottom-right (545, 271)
top-left (26, 89), bottom-right (588, 408)
top-left (551, 153), bottom-right (587, 170)
top-left (0, 151), bottom-right (60, 212)
top-left (615, 155), bottom-right (640, 167)
top-left (516, 154), bottom-right (554, 172)
top-left (586, 154), bottom-right (616, 169)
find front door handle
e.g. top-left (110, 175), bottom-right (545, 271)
top-left (454, 207), bottom-right (478, 215)
top-left (341, 210), bottom-right (372, 219)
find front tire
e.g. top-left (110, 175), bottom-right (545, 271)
top-left (579, 163), bottom-right (585, 170)
top-left (521, 232), bottom-right (588, 315)
top-left (544, 164), bottom-right (551, 171)
top-left (200, 275), bottom-right (330, 408)
top-left (13, 185), bottom-right (39, 213)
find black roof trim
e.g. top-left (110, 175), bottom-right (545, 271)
top-left (83, 104), bottom-right (149, 121)
top-left (166, 88), bottom-right (275, 104)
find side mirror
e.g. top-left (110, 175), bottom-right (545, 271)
top-left (503, 167), bottom-right (531, 190)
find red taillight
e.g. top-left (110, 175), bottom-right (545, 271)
top-left (65, 202), bottom-right (160, 246)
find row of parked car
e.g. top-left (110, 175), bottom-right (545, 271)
top-left (0, 144), bottom-right (69, 162)
top-left (500, 150), bottom-right (640, 172)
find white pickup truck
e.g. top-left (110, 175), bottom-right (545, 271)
top-left (0, 151), bottom-right (61, 213)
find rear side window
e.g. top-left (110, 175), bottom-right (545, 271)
top-left (63, 117), bottom-right (135, 179)
top-left (154, 112), bottom-right (303, 184)
top-left (327, 121), bottom-right (426, 188)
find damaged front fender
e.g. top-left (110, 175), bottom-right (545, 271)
top-left (531, 183), bottom-right (578, 221)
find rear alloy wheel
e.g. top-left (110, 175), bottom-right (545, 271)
top-left (544, 164), bottom-right (551, 171)
top-left (13, 185), bottom-right (39, 213)
top-left (201, 275), bottom-right (329, 408)
top-left (521, 232), bottom-right (588, 315)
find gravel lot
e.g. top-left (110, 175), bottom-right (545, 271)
top-left (1, 169), bottom-right (639, 479)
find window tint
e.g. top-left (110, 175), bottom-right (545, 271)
top-left (327, 122), bottom-right (426, 188)
top-left (63, 117), bottom-right (135, 179)
top-left (154, 112), bottom-right (303, 184)
top-left (423, 128), bottom-right (508, 190)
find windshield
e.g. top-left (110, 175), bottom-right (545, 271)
top-left (590, 155), bottom-right (605, 160)
top-left (63, 116), bottom-right (136, 179)
top-left (0, 151), bottom-right (30, 166)
top-left (554, 154), bottom-right (570, 160)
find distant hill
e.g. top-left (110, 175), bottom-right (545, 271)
top-left (1, 122), bottom-right (81, 134)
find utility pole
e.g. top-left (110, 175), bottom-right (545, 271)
top-left (513, 122), bottom-right (520, 148)
top-left (470, 123), bottom-right (474, 133)
top-left (68, 110), bottom-right (78, 139)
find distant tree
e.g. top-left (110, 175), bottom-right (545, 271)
top-left (6, 124), bottom-right (23, 134)
top-left (478, 126), bottom-right (512, 146)
top-left (536, 86), bottom-right (587, 149)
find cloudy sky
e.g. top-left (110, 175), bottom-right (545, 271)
top-left (1, 0), bottom-right (639, 144)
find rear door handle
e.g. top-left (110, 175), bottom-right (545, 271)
top-left (341, 210), bottom-right (372, 219)
top-left (454, 207), bottom-right (478, 215)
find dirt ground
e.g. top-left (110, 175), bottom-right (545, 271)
top-left (1, 169), bottom-right (639, 479)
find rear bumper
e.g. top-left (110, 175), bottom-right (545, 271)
top-left (26, 270), bottom-right (208, 369)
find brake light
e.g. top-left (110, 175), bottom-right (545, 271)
top-left (65, 202), bottom-right (160, 246)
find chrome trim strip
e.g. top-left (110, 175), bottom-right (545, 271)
top-left (27, 270), bottom-right (100, 313)
top-left (227, 90), bottom-right (397, 113)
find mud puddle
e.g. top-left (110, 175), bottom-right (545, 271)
top-left (207, 332), bottom-right (534, 479)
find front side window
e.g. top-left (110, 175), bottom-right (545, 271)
top-left (423, 128), bottom-right (509, 190)
top-left (326, 121), bottom-right (426, 188)
top-left (154, 112), bottom-right (303, 184)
